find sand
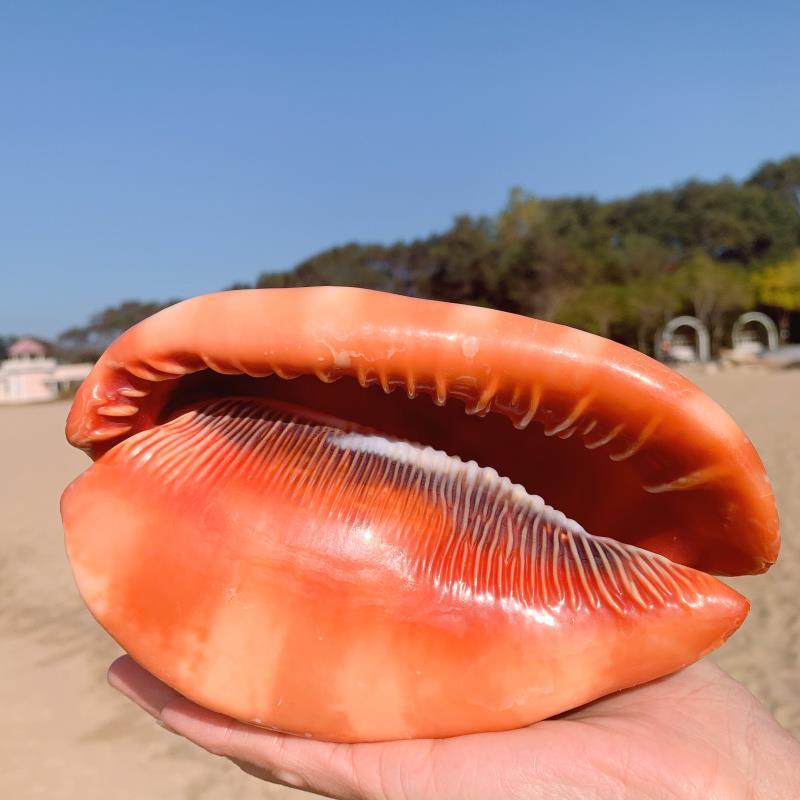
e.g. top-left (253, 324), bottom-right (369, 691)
top-left (682, 367), bottom-right (800, 735)
top-left (2, 369), bottom-right (798, 798)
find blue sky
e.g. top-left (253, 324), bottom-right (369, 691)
top-left (2, 1), bottom-right (799, 336)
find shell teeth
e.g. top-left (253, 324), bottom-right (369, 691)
top-left (355, 366), bottom-right (370, 388)
top-left (89, 423), bottom-right (134, 440)
top-left (97, 404), bottom-right (139, 417)
top-left (117, 387), bottom-right (149, 398)
top-left (584, 423), bottom-right (624, 450)
top-left (125, 363), bottom-right (166, 381)
top-left (313, 369), bottom-right (340, 384)
top-left (434, 376), bottom-right (448, 406)
top-left (271, 365), bottom-right (301, 380)
top-left (146, 360), bottom-right (191, 376)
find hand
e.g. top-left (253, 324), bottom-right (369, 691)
top-left (109, 656), bottom-right (800, 800)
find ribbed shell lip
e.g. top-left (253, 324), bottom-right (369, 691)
top-left (82, 394), bottom-right (742, 619)
top-left (61, 393), bottom-right (752, 741)
top-left (64, 286), bottom-right (780, 577)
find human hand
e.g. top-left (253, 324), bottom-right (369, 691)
top-left (109, 656), bottom-right (800, 800)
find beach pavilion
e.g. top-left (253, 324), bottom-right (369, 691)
top-left (0, 338), bottom-right (92, 404)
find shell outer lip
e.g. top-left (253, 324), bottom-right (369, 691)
top-left (64, 287), bottom-right (781, 576)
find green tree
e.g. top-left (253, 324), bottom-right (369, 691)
top-left (418, 215), bottom-right (497, 305)
top-left (554, 283), bottom-right (626, 338)
top-left (673, 252), bottom-right (754, 350)
top-left (0, 336), bottom-right (15, 360)
top-left (56, 299), bottom-right (179, 361)
top-left (56, 153), bottom-right (800, 359)
top-left (605, 176), bottom-right (799, 264)
top-left (617, 235), bottom-right (672, 280)
top-left (748, 155), bottom-right (800, 206)
top-left (624, 277), bottom-right (681, 354)
top-left (753, 254), bottom-right (800, 341)
top-left (256, 243), bottom-right (403, 293)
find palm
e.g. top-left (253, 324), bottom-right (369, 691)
top-left (109, 657), bottom-right (800, 800)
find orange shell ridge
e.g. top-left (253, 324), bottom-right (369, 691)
top-left (61, 287), bottom-right (778, 742)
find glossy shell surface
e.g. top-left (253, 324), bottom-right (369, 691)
top-left (62, 288), bottom-right (779, 741)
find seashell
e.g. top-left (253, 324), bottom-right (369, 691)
top-left (61, 287), bottom-right (779, 742)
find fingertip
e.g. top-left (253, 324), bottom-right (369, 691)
top-left (107, 653), bottom-right (135, 689)
top-left (106, 654), bottom-right (182, 719)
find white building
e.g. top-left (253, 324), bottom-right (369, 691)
top-left (0, 338), bottom-right (93, 404)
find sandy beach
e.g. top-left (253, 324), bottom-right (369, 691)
top-left (2, 368), bottom-right (798, 798)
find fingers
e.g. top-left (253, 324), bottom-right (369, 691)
top-left (107, 655), bottom-right (182, 720)
top-left (159, 698), bottom-right (365, 797)
top-left (107, 656), bottom-right (385, 799)
top-left (155, 696), bottom-right (507, 800)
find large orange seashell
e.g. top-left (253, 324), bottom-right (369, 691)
top-left (61, 288), bottom-right (779, 742)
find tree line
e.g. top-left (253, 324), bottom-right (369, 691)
top-left (34, 155), bottom-right (800, 363)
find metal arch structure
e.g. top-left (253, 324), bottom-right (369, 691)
top-left (657, 315), bottom-right (711, 362)
top-left (732, 311), bottom-right (779, 352)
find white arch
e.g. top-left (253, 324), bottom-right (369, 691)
top-left (732, 312), bottom-right (778, 352)
top-left (658, 316), bottom-right (711, 362)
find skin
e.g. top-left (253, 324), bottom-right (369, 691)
top-left (110, 656), bottom-right (800, 800)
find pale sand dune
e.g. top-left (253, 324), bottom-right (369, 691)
top-left (2, 371), bottom-right (798, 798)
